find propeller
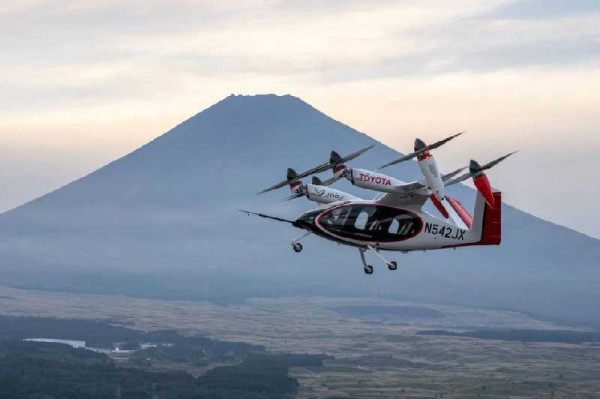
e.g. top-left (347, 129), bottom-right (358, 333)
top-left (445, 151), bottom-right (518, 186)
top-left (313, 174), bottom-right (343, 187)
top-left (258, 144), bottom-right (375, 194)
top-left (283, 168), bottom-right (307, 201)
top-left (285, 190), bottom-right (306, 201)
top-left (441, 166), bottom-right (467, 183)
top-left (378, 132), bottom-right (464, 169)
top-left (472, 151), bottom-right (518, 174)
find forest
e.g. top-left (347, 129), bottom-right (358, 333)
top-left (0, 316), bottom-right (330, 399)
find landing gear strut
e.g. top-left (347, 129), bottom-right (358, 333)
top-left (359, 248), bottom-right (374, 275)
top-left (359, 245), bottom-right (398, 274)
top-left (291, 231), bottom-right (311, 253)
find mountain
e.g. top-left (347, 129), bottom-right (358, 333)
top-left (0, 94), bottom-right (599, 326)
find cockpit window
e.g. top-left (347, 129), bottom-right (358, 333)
top-left (389, 214), bottom-right (416, 236)
top-left (388, 218), bottom-right (400, 234)
top-left (355, 211), bottom-right (368, 230)
top-left (326, 206), bottom-right (351, 226)
top-left (319, 205), bottom-right (422, 242)
top-left (355, 207), bottom-right (376, 230)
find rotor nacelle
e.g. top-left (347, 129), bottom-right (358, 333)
top-left (470, 160), bottom-right (495, 207)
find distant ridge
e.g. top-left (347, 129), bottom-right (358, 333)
top-left (0, 94), bottom-right (598, 326)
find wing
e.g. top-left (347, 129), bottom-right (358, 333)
top-left (375, 192), bottom-right (429, 209)
top-left (390, 180), bottom-right (426, 193)
top-left (381, 167), bottom-right (464, 194)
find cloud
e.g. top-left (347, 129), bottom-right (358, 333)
top-left (488, 0), bottom-right (600, 19)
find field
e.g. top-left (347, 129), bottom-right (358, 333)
top-left (1, 286), bottom-right (598, 398)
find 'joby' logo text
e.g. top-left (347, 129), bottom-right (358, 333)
top-left (359, 173), bottom-right (392, 186)
top-left (314, 188), bottom-right (344, 200)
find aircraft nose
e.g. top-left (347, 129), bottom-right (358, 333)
top-left (295, 210), bottom-right (320, 229)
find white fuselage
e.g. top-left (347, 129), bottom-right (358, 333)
top-left (418, 155), bottom-right (444, 200)
top-left (349, 168), bottom-right (407, 193)
top-left (306, 184), bottom-right (359, 204)
top-left (295, 190), bottom-right (494, 252)
top-left (314, 201), bottom-right (470, 251)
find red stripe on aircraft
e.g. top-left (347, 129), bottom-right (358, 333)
top-left (474, 174), bottom-right (495, 207)
top-left (429, 194), bottom-right (449, 219)
top-left (446, 195), bottom-right (473, 228)
top-left (333, 164), bottom-right (347, 173)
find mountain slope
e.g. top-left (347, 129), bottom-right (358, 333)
top-left (0, 94), bottom-right (598, 325)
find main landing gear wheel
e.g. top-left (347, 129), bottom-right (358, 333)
top-left (388, 261), bottom-right (398, 271)
top-left (364, 265), bottom-right (374, 275)
top-left (292, 243), bottom-right (303, 253)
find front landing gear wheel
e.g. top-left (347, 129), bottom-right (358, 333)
top-left (364, 265), bottom-right (374, 275)
top-left (292, 243), bottom-right (303, 253)
top-left (388, 261), bottom-right (398, 271)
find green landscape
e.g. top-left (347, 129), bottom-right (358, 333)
top-left (0, 315), bottom-right (329, 399)
top-left (1, 287), bottom-right (599, 398)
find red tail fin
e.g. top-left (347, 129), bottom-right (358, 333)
top-left (444, 190), bottom-right (501, 248)
top-left (479, 191), bottom-right (501, 245)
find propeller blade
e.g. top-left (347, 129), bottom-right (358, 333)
top-left (444, 172), bottom-right (471, 187)
top-left (378, 153), bottom-right (415, 169)
top-left (258, 145), bottom-right (374, 194)
top-left (425, 131), bottom-right (464, 151)
top-left (284, 183), bottom-right (308, 201)
top-left (314, 174), bottom-right (342, 187)
top-left (257, 180), bottom-right (290, 194)
top-left (284, 192), bottom-right (305, 201)
top-left (239, 210), bottom-right (296, 224)
top-left (444, 172), bottom-right (472, 186)
top-left (339, 144), bottom-right (376, 164)
top-left (479, 151), bottom-right (518, 171)
top-left (379, 132), bottom-right (464, 169)
top-left (445, 151), bottom-right (517, 186)
top-left (441, 166), bottom-right (467, 182)
top-left (295, 145), bottom-right (374, 180)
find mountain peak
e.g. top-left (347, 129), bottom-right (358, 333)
top-left (223, 93), bottom-right (301, 101)
top-left (204, 93), bottom-right (315, 117)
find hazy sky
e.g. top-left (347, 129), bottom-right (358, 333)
top-left (1, 0), bottom-right (599, 238)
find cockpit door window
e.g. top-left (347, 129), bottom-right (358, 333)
top-left (318, 204), bottom-right (422, 242)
